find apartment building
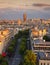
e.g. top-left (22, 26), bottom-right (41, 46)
top-left (37, 52), bottom-right (50, 65)
top-left (0, 29), bottom-right (14, 54)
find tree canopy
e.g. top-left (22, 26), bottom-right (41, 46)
top-left (43, 35), bottom-right (50, 41)
top-left (23, 50), bottom-right (36, 65)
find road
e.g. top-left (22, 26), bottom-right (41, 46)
top-left (9, 38), bottom-right (31, 65)
top-left (27, 38), bottom-right (31, 50)
top-left (9, 39), bottom-right (21, 65)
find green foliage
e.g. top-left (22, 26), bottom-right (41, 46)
top-left (43, 35), bottom-right (50, 41)
top-left (1, 61), bottom-right (8, 65)
top-left (0, 55), bottom-right (8, 65)
top-left (21, 38), bottom-right (26, 42)
top-left (15, 29), bottom-right (29, 38)
top-left (14, 34), bottom-right (19, 39)
top-left (0, 55), bottom-right (3, 63)
top-left (8, 46), bottom-right (14, 53)
top-left (6, 34), bottom-right (18, 57)
top-left (19, 41), bottom-right (26, 55)
top-left (11, 42), bottom-right (15, 46)
top-left (23, 50), bottom-right (36, 65)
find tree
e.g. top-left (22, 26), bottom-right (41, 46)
top-left (22, 29), bottom-right (29, 38)
top-left (11, 41), bottom-right (15, 47)
top-left (19, 41), bottom-right (26, 55)
top-left (7, 46), bottom-right (14, 57)
top-left (21, 38), bottom-right (26, 42)
top-left (23, 50), bottom-right (36, 65)
top-left (0, 55), bottom-right (3, 63)
top-left (43, 35), bottom-right (50, 41)
top-left (0, 55), bottom-right (8, 65)
top-left (1, 61), bottom-right (8, 65)
top-left (8, 46), bottom-right (14, 53)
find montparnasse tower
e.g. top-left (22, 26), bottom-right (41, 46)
top-left (23, 13), bottom-right (27, 22)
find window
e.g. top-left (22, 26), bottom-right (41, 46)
top-left (44, 63), bottom-right (45, 65)
top-left (47, 63), bottom-right (49, 65)
top-left (41, 63), bottom-right (42, 65)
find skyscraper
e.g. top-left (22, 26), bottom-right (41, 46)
top-left (23, 13), bottom-right (27, 22)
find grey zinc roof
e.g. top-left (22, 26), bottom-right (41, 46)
top-left (38, 52), bottom-right (50, 60)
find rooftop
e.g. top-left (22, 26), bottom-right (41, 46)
top-left (34, 38), bottom-right (50, 45)
top-left (34, 39), bottom-right (44, 44)
top-left (38, 52), bottom-right (50, 60)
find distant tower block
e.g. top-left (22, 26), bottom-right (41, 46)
top-left (23, 13), bottom-right (27, 22)
top-left (17, 19), bottom-right (22, 25)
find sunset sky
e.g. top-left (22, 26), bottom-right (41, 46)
top-left (0, 0), bottom-right (50, 19)
top-left (0, 0), bottom-right (50, 9)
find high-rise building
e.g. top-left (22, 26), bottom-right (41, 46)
top-left (17, 19), bottom-right (22, 25)
top-left (23, 13), bottom-right (27, 22)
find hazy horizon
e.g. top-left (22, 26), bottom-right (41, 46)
top-left (0, 0), bottom-right (50, 20)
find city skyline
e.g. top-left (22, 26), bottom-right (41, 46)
top-left (0, 0), bottom-right (50, 20)
top-left (0, 1), bottom-right (50, 65)
top-left (0, 0), bottom-right (50, 10)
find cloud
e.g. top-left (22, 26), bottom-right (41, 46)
top-left (32, 3), bottom-right (50, 11)
top-left (44, 7), bottom-right (50, 11)
top-left (33, 3), bottom-right (50, 7)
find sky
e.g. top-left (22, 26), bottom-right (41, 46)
top-left (0, 0), bottom-right (50, 19)
top-left (0, 0), bottom-right (50, 9)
